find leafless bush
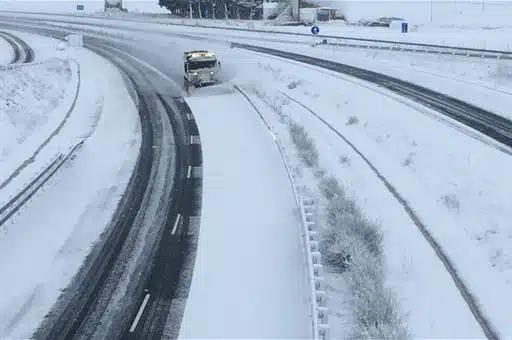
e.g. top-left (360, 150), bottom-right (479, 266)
top-left (339, 155), bottom-right (351, 166)
top-left (287, 80), bottom-right (303, 89)
top-left (346, 115), bottom-right (359, 125)
top-left (288, 121), bottom-right (319, 167)
top-left (490, 62), bottom-right (512, 80)
top-left (440, 193), bottom-right (460, 213)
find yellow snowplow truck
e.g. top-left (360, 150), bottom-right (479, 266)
top-left (183, 50), bottom-right (221, 93)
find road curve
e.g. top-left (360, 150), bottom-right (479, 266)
top-left (0, 30), bottom-right (34, 63)
top-left (0, 22), bottom-right (202, 339)
top-left (232, 42), bottom-right (512, 154)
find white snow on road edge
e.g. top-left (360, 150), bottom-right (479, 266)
top-left (0, 31), bottom-right (141, 338)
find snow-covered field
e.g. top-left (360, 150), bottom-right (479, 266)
top-left (170, 34), bottom-right (512, 338)
top-left (0, 58), bottom-right (79, 206)
top-left (0, 31), bottom-right (140, 338)
top-left (0, 35), bottom-right (14, 64)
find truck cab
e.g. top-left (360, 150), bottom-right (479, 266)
top-left (183, 50), bottom-right (221, 92)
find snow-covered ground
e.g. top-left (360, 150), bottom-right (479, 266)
top-left (179, 86), bottom-right (311, 339)
top-left (0, 35), bottom-right (14, 64)
top-left (0, 31), bottom-right (140, 338)
top-left (1, 10), bottom-right (512, 339)
top-left (170, 35), bottom-right (512, 337)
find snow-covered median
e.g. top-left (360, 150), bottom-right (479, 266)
top-left (0, 32), bottom-right (140, 338)
top-left (0, 35), bottom-right (14, 64)
top-left (188, 43), bottom-right (511, 337)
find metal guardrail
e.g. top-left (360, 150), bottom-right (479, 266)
top-left (0, 59), bottom-right (82, 227)
top-left (0, 140), bottom-right (84, 226)
top-left (234, 85), bottom-right (330, 340)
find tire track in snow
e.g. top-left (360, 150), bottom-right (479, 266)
top-left (0, 30), bottom-right (34, 64)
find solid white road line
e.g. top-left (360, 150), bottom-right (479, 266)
top-left (171, 214), bottom-right (181, 235)
top-left (129, 293), bottom-right (151, 333)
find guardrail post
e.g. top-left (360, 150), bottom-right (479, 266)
top-left (319, 323), bottom-right (330, 340)
top-left (313, 263), bottom-right (323, 276)
top-left (310, 240), bottom-right (319, 251)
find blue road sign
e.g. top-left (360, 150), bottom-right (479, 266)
top-left (311, 25), bottom-right (319, 35)
top-left (76, 4), bottom-right (84, 10)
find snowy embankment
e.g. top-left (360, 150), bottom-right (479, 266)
top-left (0, 35), bottom-right (14, 64)
top-left (227, 50), bottom-right (512, 338)
top-left (0, 31), bottom-right (140, 339)
top-left (9, 21), bottom-right (509, 337)
top-left (162, 35), bottom-right (512, 338)
top-left (0, 58), bottom-right (79, 212)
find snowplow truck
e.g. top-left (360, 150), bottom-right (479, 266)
top-left (183, 50), bottom-right (221, 92)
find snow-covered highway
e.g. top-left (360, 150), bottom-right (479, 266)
top-left (1, 9), bottom-right (512, 340)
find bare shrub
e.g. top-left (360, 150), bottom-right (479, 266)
top-left (287, 80), bottom-right (303, 89)
top-left (279, 114), bottom-right (410, 338)
top-left (288, 121), bottom-right (319, 167)
top-left (402, 152), bottom-right (415, 167)
top-left (339, 155), bottom-right (351, 166)
top-left (440, 193), bottom-right (460, 213)
top-left (346, 115), bottom-right (359, 125)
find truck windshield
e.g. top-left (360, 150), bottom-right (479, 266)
top-left (188, 60), bottom-right (216, 70)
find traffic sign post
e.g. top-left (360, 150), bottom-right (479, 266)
top-left (311, 25), bottom-right (320, 47)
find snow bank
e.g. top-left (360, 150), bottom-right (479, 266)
top-left (230, 53), bottom-right (512, 337)
top-left (227, 57), bottom-right (487, 338)
top-left (0, 35), bottom-right (14, 64)
top-left (0, 31), bottom-right (140, 338)
top-left (0, 58), bottom-right (79, 205)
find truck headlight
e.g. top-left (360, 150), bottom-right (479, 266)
top-left (193, 72), bottom-right (198, 76)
